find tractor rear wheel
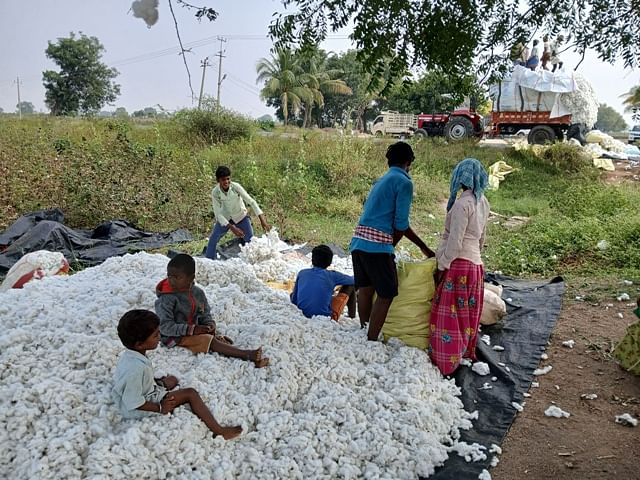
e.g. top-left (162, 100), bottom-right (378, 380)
top-left (527, 125), bottom-right (556, 145)
top-left (445, 117), bottom-right (473, 141)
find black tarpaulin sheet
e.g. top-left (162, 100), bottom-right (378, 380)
top-left (429, 274), bottom-right (565, 480)
top-left (0, 209), bottom-right (193, 274)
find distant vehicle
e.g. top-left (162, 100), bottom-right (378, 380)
top-left (629, 125), bottom-right (640, 144)
top-left (370, 109), bottom-right (484, 141)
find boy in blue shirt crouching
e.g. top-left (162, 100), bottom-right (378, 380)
top-left (290, 245), bottom-right (355, 320)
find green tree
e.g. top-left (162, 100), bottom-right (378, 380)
top-left (270, 0), bottom-right (640, 91)
top-left (622, 86), bottom-right (640, 120)
top-left (256, 49), bottom-right (311, 125)
top-left (16, 101), bottom-right (36, 115)
top-left (114, 107), bottom-right (128, 118)
top-left (323, 50), bottom-right (385, 130)
top-left (297, 49), bottom-right (352, 127)
top-left (595, 104), bottom-right (628, 132)
top-left (379, 70), bottom-right (487, 116)
top-left (43, 32), bottom-right (120, 115)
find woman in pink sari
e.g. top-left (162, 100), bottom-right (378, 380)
top-left (429, 159), bottom-right (490, 376)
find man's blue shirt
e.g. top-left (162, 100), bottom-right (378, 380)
top-left (290, 267), bottom-right (354, 318)
top-left (350, 166), bottom-right (413, 254)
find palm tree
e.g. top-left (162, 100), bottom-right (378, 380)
top-left (298, 50), bottom-right (353, 127)
top-left (256, 49), bottom-right (311, 125)
top-left (622, 85), bottom-right (640, 115)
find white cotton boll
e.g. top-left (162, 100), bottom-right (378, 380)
top-left (460, 358), bottom-right (473, 367)
top-left (540, 353), bottom-right (548, 360)
top-left (545, 405), bottom-right (570, 418)
top-left (450, 442), bottom-right (487, 462)
top-left (534, 365), bottom-right (553, 376)
top-left (492, 345), bottom-right (504, 351)
top-left (615, 413), bottom-right (638, 427)
top-left (581, 393), bottom-right (597, 400)
top-left (490, 456), bottom-right (500, 467)
top-left (472, 362), bottom-right (490, 376)
top-left (617, 293), bottom-right (630, 301)
top-left (511, 402), bottom-right (524, 412)
top-left (489, 444), bottom-right (502, 455)
top-left (479, 469), bottom-right (492, 480)
top-left (480, 335), bottom-right (491, 346)
top-left (562, 340), bottom-right (575, 349)
top-left (531, 382), bottom-right (539, 388)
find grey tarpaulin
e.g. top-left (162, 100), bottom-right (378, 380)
top-left (0, 209), bottom-right (193, 274)
top-left (429, 274), bottom-right (565, 479)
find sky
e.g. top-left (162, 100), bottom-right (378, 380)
top-left (0, 0), bottom-right (638, 125)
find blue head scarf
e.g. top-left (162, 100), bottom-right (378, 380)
top-left (446, 158), bottom-right (489, 211)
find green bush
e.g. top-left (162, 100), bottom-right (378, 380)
top-left (173, 107), bottom-right (255, 144)
top-left (257, 118), bottom-right (275, 131)
top-left (540, 142), bottom-right (591, 173)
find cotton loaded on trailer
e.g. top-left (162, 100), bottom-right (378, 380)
top-left (488, 65), bottom-right (599, 145)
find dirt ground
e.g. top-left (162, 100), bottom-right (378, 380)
top-left (492, 299), bottom-right (640, 480)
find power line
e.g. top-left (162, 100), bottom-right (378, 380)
top-left (107, 34), bottom-right (352, 68)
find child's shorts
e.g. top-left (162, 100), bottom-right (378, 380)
top-left (177, 334), bottom-right (214, 353)
top-left (145, 385), bottom-right (168, 404)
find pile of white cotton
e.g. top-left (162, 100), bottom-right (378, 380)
top-left (560, 73), bottom-right (599, 128)
top-left (0, 238), bottom-right (477, 479)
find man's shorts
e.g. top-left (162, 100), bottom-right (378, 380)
top-left (351, 250), bottom-right (398, 298)
top-left (177, 334), bottom-right (214, 353)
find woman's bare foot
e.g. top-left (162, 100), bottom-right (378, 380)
top-left (251, 347), bottom-right (270, 368)
top-left (215, 425), bottom-right (242, 440)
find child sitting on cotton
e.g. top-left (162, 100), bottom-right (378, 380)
top-left (155, 253), bottom-right (269, 367)
top-left (290, 245), bottom-right (356, 320)
top-left (112, 309), bottom-right (242, 439)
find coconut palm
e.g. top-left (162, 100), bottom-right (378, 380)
top-left (622, 85), bottom-right (640, 115)
top-left (298, 50), bottom-right (353, 127)
top-left (256, 49), bottom-right (311, 125)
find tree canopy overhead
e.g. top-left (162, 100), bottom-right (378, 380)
top-left (269, 0), bottom-right (640, 91)
top-left (43, 32), bottom-right (120, 116)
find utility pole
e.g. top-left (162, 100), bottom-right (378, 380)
top-left (15, 76), bottom-right (22, 119)
top-left (215, 36), bottom-right (227, 114)
top-left (197, 57), bottom-right (210, 109)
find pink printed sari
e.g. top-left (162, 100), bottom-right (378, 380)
top-left (429, 259), bottom-right (484, 376)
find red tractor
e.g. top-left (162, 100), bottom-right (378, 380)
top-left (370, 101), bottom-right (485, 141)
top-left (414, 107), bottom-right (484, 141)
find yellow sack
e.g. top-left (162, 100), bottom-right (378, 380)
top-left (592, 157), bottom-right (615, 171)
top-left (487, 160), bottom-right (516, 190)
top-left (265, 279), bottom-right (295, 292)
top-left (382, 258), bottom-right (437, 350)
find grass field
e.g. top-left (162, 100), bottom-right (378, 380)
top-left (1, 116), bottom-right (639, 296)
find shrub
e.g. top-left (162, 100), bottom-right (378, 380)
top-left (173, 107), bottom-right (255, 144)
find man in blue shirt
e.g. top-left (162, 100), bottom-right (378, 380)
top-left (351, 141), bottom-right (435, 341)
top-left (291, 245), bottom-right (355, 319)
